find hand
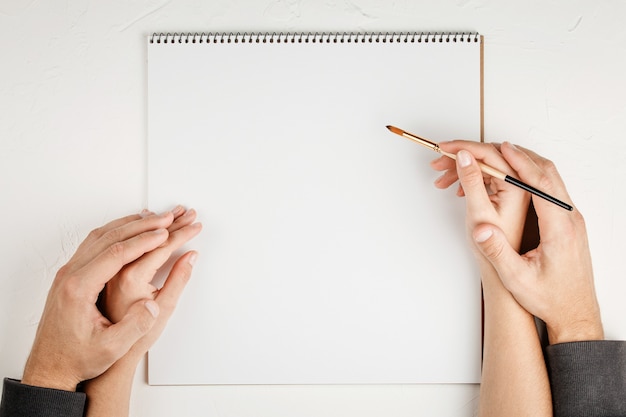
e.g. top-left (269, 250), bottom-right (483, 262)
top-left (465, 144), bottom-right (603, 344)
top-left (82, 207), bottom-right (202, 417)
top-left (101, 206), bottom-right (202, 325)
top-left (22, 211), bottom-right (178, 391)
top-left (432, 141), bottom-right (530, 271)
top-left (81, 246), bottom-right (201, 417)
top-left (434, 142), bottom-right (553, 417)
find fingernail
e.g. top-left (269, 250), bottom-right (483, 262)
top-left (457, 150), bottom-right (472, 168)
top-left (153, 228), bottom-right (168, 235)
top-left (475, 228), bottom-right (493, 243)
top-left (188, 252), bottom-right (198, 266)
top-left (145, 300), bottom-right (160, 318)
top-left (139, 209), bottom-right (152, 218)
top-left (172, 205), bottom-right (184, 216)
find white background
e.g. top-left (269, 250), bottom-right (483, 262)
top-left (1, 1), bottom-right (625, 416)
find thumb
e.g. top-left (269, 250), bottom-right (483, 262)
top-left (456, 150), bottom-right (494, 216)
top-left (102, 299), bottom-right (160, 360)
top-left (473, 224), bottom-right (524, 292)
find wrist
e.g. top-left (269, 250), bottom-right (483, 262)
top-left (21, 370), bottom-right (79, 392)
top-left (547, 318), bottom-right (604, 345)
top-left (475, 257), bottom-right (508, 291)
top-left (22, 351), bottom-right (82, 392)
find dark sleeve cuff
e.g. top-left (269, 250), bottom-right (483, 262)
top-left (0, 378), bottom-right (86, 417)
top-left (546, 340), bottom-right (626, 417)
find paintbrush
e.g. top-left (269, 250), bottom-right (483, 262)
top-left (386, 125), bottom-right (573, 211)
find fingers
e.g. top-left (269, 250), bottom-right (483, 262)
top-left (431, 154), bottom-right (458, 189)
top-left (155, 251), bottom-right (197, 317)
top-left (78, 228), bottom-right (171, 290)
top-left (69, 214), bottom-right (142, 263)
top-left (99, 208), bottom-right (202, 324)
top-left (440, 141), bottom-right (513, 174)
top-left (433, 167), bottom-right (460, 189)
top-left (123, 217), bottom-right (202, 282)
top-left (121, 251), bottom-right (198, 357)
top-left (68, 212), bottom-right (176, 275)
top-left (125, 206), bottom-right (194, 243)
top-left (85, 212), bottom-right (175, 262)
top-left (98, 298), bottom-right (161, 364)
top-left (500, 142), bottom-right (577, 239)
top-left (168, 208), bottom-right (198, 234)
top-left (455, 150), bottom-right (495, 222)
top-left (501, 142), bottom-right (570, 201)
top-left (432, 141), bottom-right (512, 191)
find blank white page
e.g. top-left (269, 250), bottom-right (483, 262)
top-left (147, 32), bottom-right (482, 385)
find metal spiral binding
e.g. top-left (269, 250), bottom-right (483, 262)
top-left (149, 32), bottom-right (480, 44)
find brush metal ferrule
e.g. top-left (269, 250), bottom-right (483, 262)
top-left (402, 132), bottom-right (440, 153)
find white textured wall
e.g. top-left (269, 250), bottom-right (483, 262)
top-left (1, 1), bottom-right (624, 416)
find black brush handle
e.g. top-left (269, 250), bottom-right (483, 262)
top-left (505, 176), bottom-right (573, 211)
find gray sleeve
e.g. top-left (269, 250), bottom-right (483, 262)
top-left (0, 378), bottom-right (86, 417)
top-left (546, 340), bottom-right (626, 417)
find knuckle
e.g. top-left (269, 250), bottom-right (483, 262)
top-left (481, 238), bottom-right (505, 262)
top-left (536, 172), bottom-right (553, 192)
top-left (178, 264), bottom-right (193, 283)
top-left (156, 237), bottom-right (171, 250)
top-left (159, 296), bottom-right (179, 314)
top-left (107, 241), bottom-right (127, 260)
top-left (117, 272), bottom-right (136, 293)
top-left (159, 289), bottom-right (183, 315)
top-left (59, 276), bottom-right (82, 299)
top-left (561, 211), bottom-right (586, 241)
top-left (102, 227), bottom-right (124, 246)
top-left (541, 158), bottom-right (557, 173)
top-left (118, 264), bottom-right (135, 281)
top-left (135, 314), bottom-right (154, 334)
top-left (536, 159), bottom-right (558, 185)
top-left (98, 337), bottom-right (121, 364)
top-left (485, 142), bottom-right (498, 153)
top-left (87, 226), bottom-right (106, 241)
top-left (55, 264), bottom-right (72, 281)
top-left (178, 263), bottom-right (194, 284)
top-left (461, 170), bottom-right (485, 189)
top-left (54, 266), bottom-right (88, 298)
top-left (159, 299), bottom-right (178, 315)
top-left (573, 210), bottom-right (586, 227)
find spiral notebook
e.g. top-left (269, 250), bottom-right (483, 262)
top-left (148, 32), bottom-right (483, 385)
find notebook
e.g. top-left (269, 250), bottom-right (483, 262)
top-left (147, 32), bottom-right (483, 385)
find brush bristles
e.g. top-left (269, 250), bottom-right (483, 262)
top-left (386, 125), bottom-right (405, 136)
